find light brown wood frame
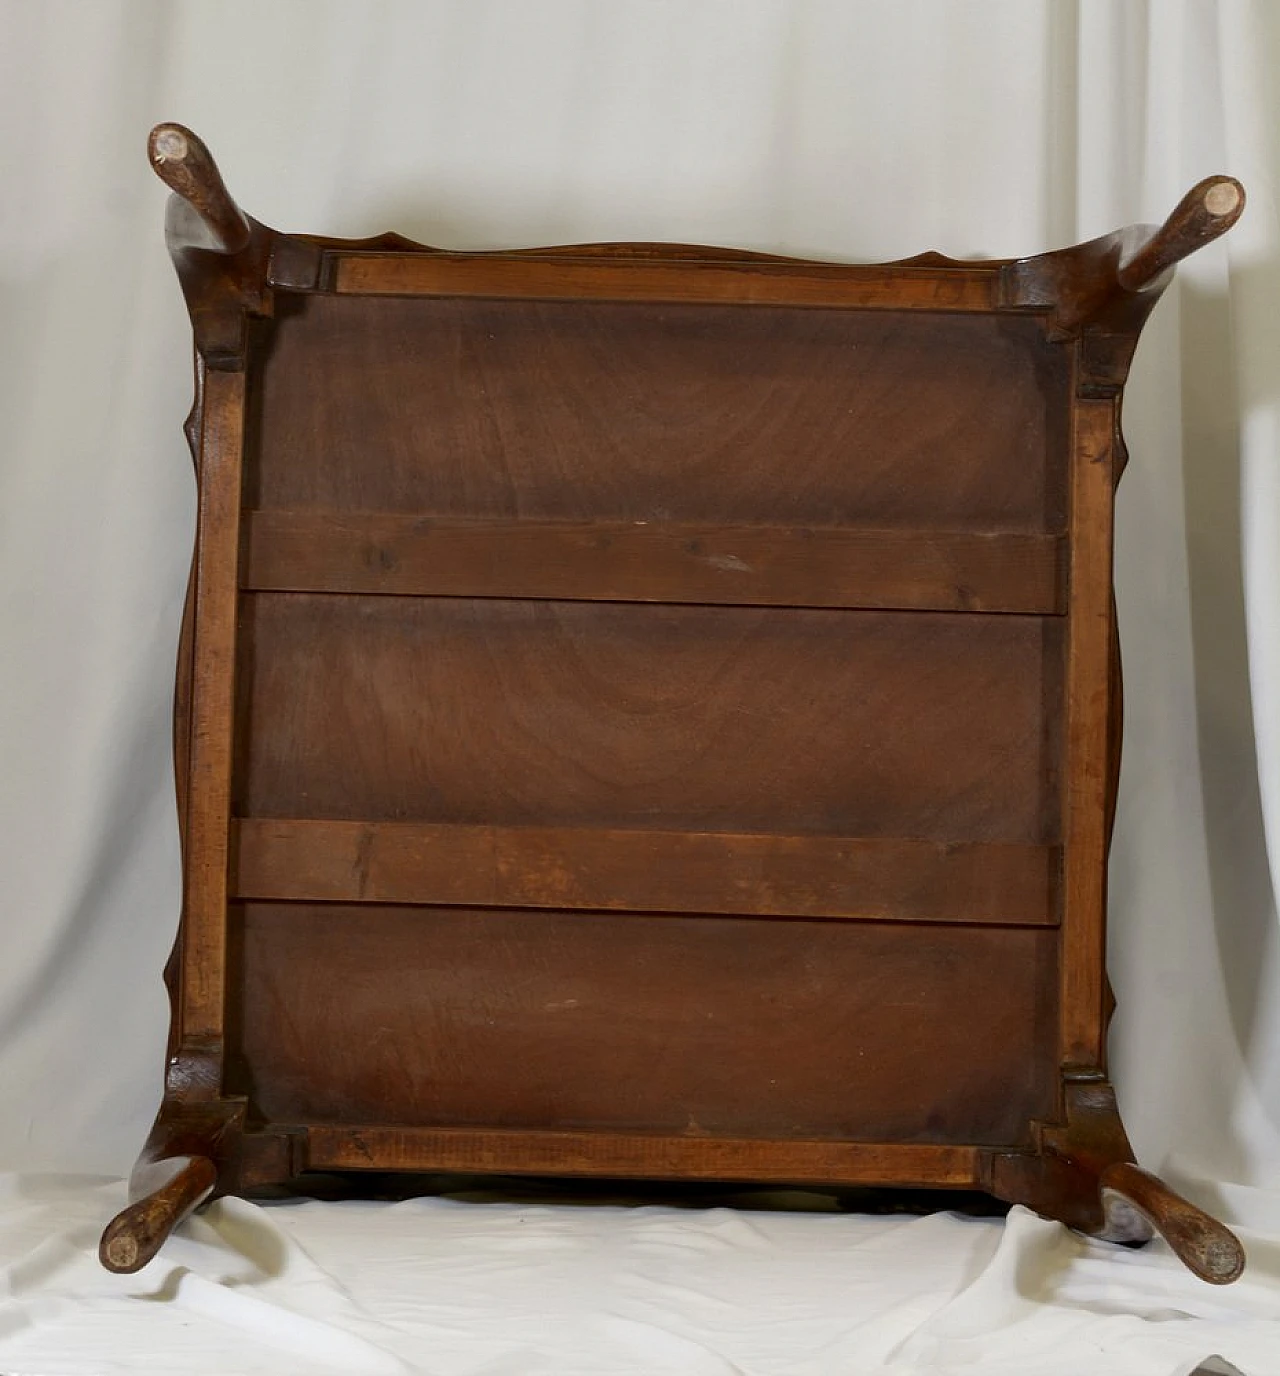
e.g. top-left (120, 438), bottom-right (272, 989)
top-left (101, 124), bottom-right (1247, 1287)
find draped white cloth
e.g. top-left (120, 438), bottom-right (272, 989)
top-left (2, 1173), bottom-right (1280, 1375)
top-left (2, 1), bottom-right (1279, 1370)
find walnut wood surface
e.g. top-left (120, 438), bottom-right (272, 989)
top-left (107, 123), bottom-right (1248, 1283)
top-left (100, 1156), bottom-right (216, 1273)
top-left (250, 297), bottom-right (1067, 531)
top-left (1100, 1163), bottom-right (1246, 1285)
top-left (179, 369), bottom-right (246, 1043)
top-left (148, 124), bottom-right (251, 255)
top-left (241, 512), bottom-right (1066, 614)
top-left (1116, 176), bottom-right (1245, 292)
top-left (332, 252), bottom-right (1002, 308)
top-left (1059, 398), bottom-right (1117, 1067)
top-left (235, 597), bottom-right (1061, 841)
top-left (99, 1100), bottom-right (242, 1274)
top-left (232, 820), bottom-right (1057, 922)
top-left (304, 1128), bottom-right (983, 1186)
top-left (231, 905), bottom-right (1057, 1144)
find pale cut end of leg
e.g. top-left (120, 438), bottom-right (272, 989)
top-left (99, 1155), bottom-right (217, 1274)
top-left (151, 126), bottom-right (190, 164)
top-left (101, 1230), bottom-right (141, 1273)
top-left (1204, 180), bottom-right (1243, 218)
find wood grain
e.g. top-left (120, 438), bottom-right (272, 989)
top-left (332, 252), bottom-right (1000, 310)
top-left (1100, 1162), bottom-right (1246, 1285)
top-left (179, 367), bottom-right (247, 1045)
top-left (235, 597), bottom-right (1063, 843)
top-left (1116, 176), bottom-right (1245, 292)
top-left (304, 1127), bottom-right (983, 1187)
top-left (231, 819), bottom-right (1058, 924)
top-left (149, 123), bottom-right (251, 256)
top-left (133, 123), bottom-right (1249, 1282)
top-left (249, 296), bottom-right (1069, 533)
top-left (1059, 397), bottom-right (1116, 1067)
top-left (241, 512), bottom-right (1065, 614)
top-left (231, 904), bottom-right (1058, 1144)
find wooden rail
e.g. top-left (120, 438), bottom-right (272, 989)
top-left (242, 512), bottom-right (1065, 613)
top-left (233, 819), bottom-right (1059, 925)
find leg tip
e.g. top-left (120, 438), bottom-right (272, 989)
top-left (99, 1216), bottom-right (147, 1274)
top-left (1101, 1162), bottom-right (1246, 1285)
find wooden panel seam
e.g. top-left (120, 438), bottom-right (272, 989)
top-left (242, 512), bottom-right (1066, 614)
top-left (232, 820), bottom-right (1060, 925)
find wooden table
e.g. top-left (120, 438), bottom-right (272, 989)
top-left (101, 124), bottom-right (1246, 1286)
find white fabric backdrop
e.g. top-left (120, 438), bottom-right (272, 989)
top-left (2, 1), bottom-right (1280, 1370)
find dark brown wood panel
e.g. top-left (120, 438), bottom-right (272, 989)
top-left (242, 512), bottom-right (1066, 613)
top-left (235, 596), bottom-right (1063, 841)
top-left (249, 296), bottom-right (1068, 531)
top-left (230, 905), bottom-right (1059, 1146)
top-left (304, 1127), bottom-right (983, 1186)
top-left (232, 820), bottom-right (1057, 924)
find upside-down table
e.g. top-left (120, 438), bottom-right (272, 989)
top-left (102, 124), bottom-right (1247, 1286)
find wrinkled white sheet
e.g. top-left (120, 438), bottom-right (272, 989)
top-left (0, 1173), bottom-right (1277, 1376)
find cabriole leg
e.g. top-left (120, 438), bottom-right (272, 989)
top-left (1098, 1161), bottom-right (1244, 1285)
top-left (99, 1155), bottom-right (217, 1273)
top-left (991, 1076), bottom-right (1245, 1285)
top-left (99, 1099), bottom-right (244, 1274)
